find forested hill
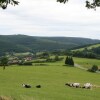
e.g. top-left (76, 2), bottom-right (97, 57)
top-left (0, 34), bottom-right (100, 56)
top-left (71, 43), bottom-right (100, 59)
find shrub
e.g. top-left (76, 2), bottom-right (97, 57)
top-left (23, 62), bottom-right (32, 65)
top-left (65, 56), bottom-right (74, 66)
top-left (18, 61), bottom-right (32, 66)
top-left (90, 65), bottom-right (98, 72)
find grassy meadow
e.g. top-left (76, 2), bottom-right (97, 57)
top-left (72, 43), bottom-right (100, 51)
top-left (0, 57), bottom-right (100, 100)
top-left (74, 57), bottom-right (100, 69)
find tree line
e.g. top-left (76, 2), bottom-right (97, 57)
top-left (72, 47), bottom-right (100, 59)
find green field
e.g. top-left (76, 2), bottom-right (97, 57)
top-left (0, 57), bottom-right (100, 100)
top-left (74, 57), bottom-right (100, 69)
top-left (72, 43), bottom-right (100, 51)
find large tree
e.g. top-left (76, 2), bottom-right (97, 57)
top-left (0, 0), bottom-right (100, 10)
top-left (0, 56), bottom-right (8, 70)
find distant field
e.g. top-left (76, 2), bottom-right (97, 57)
top-left (14, 52), bottom-right (32, 56)
top-left (0, 57), bottom-right (100, 100)
top-left (74, 57), bottom-right (100, 69)
top-left (72, 43), bottom-right (100, 51)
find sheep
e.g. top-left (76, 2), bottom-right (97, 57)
top-left (82, 83), bottom-right (92, 89)
top-left (65, 82), bottom-right (80, 88)
top-left (22, 84), bottom-right (31, 88)
top-left (72, 83), bottom-right (80, 88)
top-left (36, 85), bottom-right (41, 88)
top-left (65, 82), bottom-right (73, 87)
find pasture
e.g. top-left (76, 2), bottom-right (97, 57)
top-left (74, 57), bottom-right (100, 69)
top-left (72, 43), bottom-right (100, 51)
top-left (0, 57), bottom-right (100, 100)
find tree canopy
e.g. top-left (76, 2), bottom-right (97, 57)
top-left (57, 0), bottom-right (100, 10)
top-left (0, 0), bottom-right (19, 9)
top-left (0, 0), bottom-right (100, 10)
top-left (0, 56), bottom-right (8, 70)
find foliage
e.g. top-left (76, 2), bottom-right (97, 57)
top-left (36, 52), bottom-right (49, 59)
top-left (33, 59), bottom-right (46, 63)
top-left (46, 58), bottom-right (56, 62)
top-left (1, 0), bottom-right (100, 10)
top-left (65, 56), bottom-right (74, 66)
top-left (72, 45), bottom-right (100, 59)
top-left (89, 65), bottom-right (99, 72)
top-left (0, 35), bottom-right (99, 57)
top-left (0, 56), bottom-right (8, 70)
top-left (54, 55), bottom-right (59, 61)
top-left (18, 61), bottom-right (33, 66)
top-left (57, 0), bottom-right (100, 10)
top-left (0, 0), bottom-right (19, 9)
top-left (57, 0), bottom-right (68, 4)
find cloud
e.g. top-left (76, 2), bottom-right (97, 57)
top-left (0, 0), bottom-right (100, 39)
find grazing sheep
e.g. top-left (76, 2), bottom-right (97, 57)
top-left (22, 84), bottom-right (31, 88)
top-left (36, 85), bottom-right (41, 88)
top-left (82, 83), bottom-right (92, 89)
top-left (65, 82), bottom-right (80, 88)
top-left (65, 83), bottom-right (72, 87)
top-left (72, 83), bottom-right (80, 88)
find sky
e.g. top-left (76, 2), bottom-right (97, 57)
top-left (0, 0), bottom-right (100, 39)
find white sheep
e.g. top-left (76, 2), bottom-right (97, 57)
top-left (83, 83), bottom-right (92, 89)
top-left (72, 83), bottom-right (80, 88)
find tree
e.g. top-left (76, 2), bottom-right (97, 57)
top-left (0, 56), bottom-right (8, 70)
top-left (0, 0), bottom-right (100, 10)
top-left (0, 0), bottom-right (19, 9)
top-left (57, 0), bottom-right (100, 10)
top-left (70, 57), bottom-right (74, 66)
top-left (54, 55), bottom-right (59, 61)
top-left (90, 65), bottom-right (98, 72)
top-left (65, 56), bottom-right (74, 66)
top-left (65, 56), bottom-right (69, 65)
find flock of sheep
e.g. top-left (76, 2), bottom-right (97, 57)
top-left (22, 82), bottom-right (93, 89)
top-left (22, 84), bottom-right (41, 88)
top-left (65, 82), bottom-right (92, 89)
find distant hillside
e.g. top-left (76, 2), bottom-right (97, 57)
top-left (0, 34), bottom-right (100, 56)
top-left (71, 43), bottom-right (100, 59)
top-left (72, 43), bottom-right (100, 51)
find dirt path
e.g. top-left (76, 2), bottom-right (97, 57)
top-left (74, 64), bottom-right (88, 70)
top-left (75, 64), bottom-right (100, 73)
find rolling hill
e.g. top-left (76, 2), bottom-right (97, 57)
top-left (72, 43), bottom-right (100, 51)
top-left (0, 34), bottom-right (100, 56)
top-left (71, 43), bottom-right (100, 59)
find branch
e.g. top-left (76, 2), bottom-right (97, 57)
top-left (57, 0), bottom-right (100, 10)
top-left (0, 0), bottom-right (19, 9)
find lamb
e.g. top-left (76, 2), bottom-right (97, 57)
top-left (22, 84), bottom-right (31, 88)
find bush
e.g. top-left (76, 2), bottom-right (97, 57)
top-left (90, 65), bottom-right (98, 72)
top-left (46, 58), bottom-right (56, 62)
top-left (33, 60), bottom-right (46, 63)
top-left (65, 56), bottom-right (74, 66)
top-left (23, 62), bottom-right (32, 65)
top-left (18, 61), bottom-right (32, 66)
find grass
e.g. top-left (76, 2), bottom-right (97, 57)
top-left (72, 43), bottom-right (100, 51)
top-left (74, 57), bottom-right (100, 69)
top-left (0, 57), bottom-right (100, 100)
